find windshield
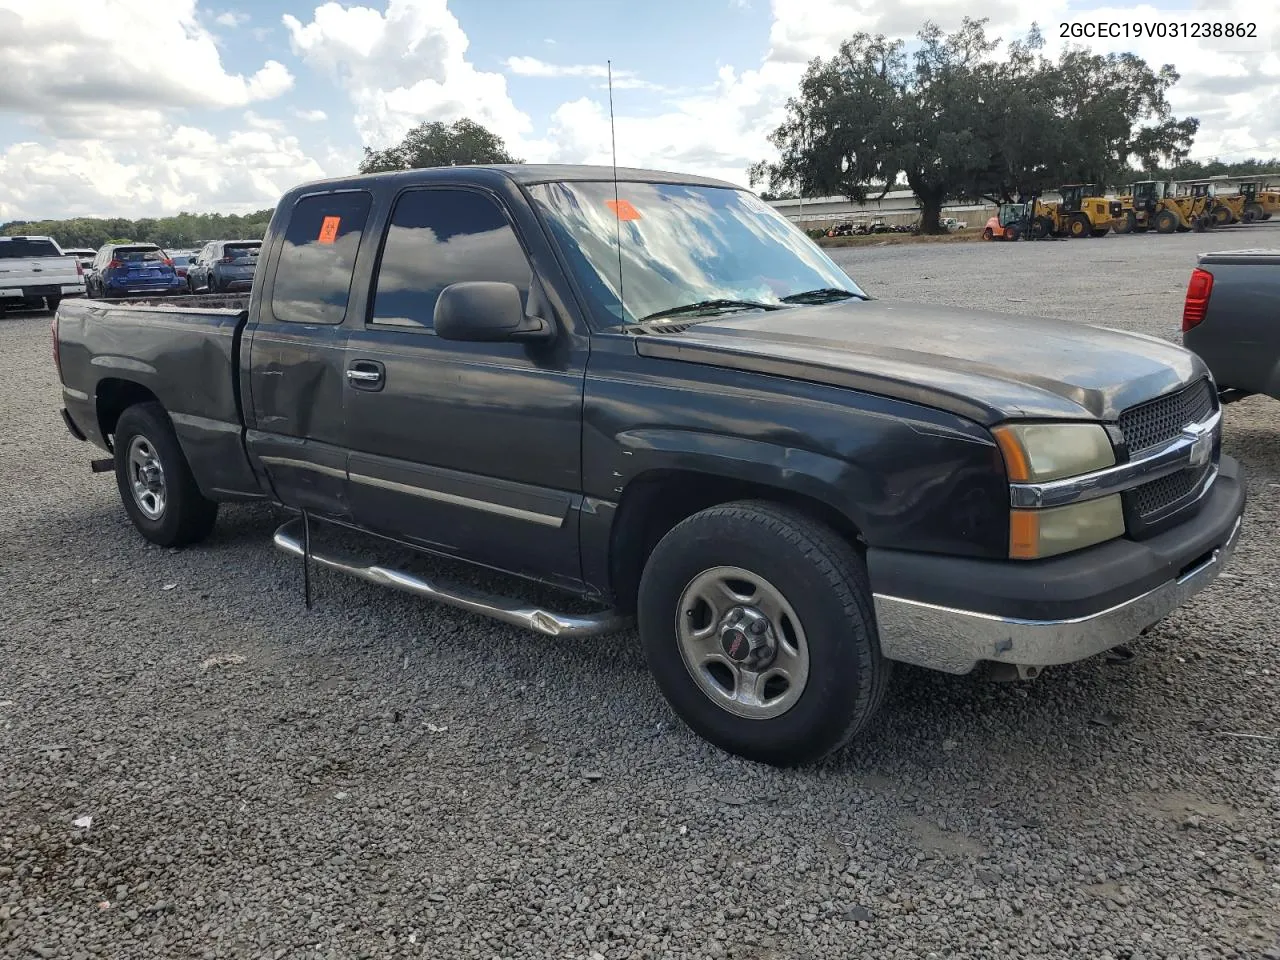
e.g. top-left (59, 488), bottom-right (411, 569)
top-left (527, 180), bottom-right (865, 325)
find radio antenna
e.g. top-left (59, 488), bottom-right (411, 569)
top-left (607, 59), bottom-right (624, 319)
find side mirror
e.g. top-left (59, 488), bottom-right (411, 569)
top-left (434, 281), bottom-right (552, 343)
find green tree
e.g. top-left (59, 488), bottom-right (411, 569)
top-left (358, 118), bottom-right (521, 174)
top-left (752, 17), bottom-right (1201, 230)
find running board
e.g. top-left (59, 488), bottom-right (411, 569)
top-left (272, 517), bottom-right (633, 639)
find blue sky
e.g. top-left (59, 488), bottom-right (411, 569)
top-left (0, 0), bottom-right (1275, 220)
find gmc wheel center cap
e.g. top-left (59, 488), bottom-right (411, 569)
top-left (719, 607), bottom-right (777, 668)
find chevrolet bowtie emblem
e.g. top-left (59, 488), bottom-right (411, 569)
top-left (1184, 424), bottom-right (1213, 467)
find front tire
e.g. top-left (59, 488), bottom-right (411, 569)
top-left (982, 227), bottom-right (994, 241)
top-left (637, 501), bottom-right (890, 767)
top-left (113, 402), bottom-right (218, 548)
top-left (1155, 209), bottom-right (1179, 234)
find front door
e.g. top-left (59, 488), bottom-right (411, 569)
top-left (342, 185), bottom-right (588, 589)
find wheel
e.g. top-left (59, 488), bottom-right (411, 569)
top-left (1243, 202), bottom-right (1263, 223)
top-left (982, 227), bottom-right (994, 241)
top-left (1090, 227), bottom-right (1110, 237)
top-left (1211, 204), bottom-right (1232, 227)
top-left (112, 402), bottom-right (218, 547)
top-left (1154, 209), bottom-right (1179, 234)
top-left (1029, 217), bottom-right (1050, 240)
top-left (46, 296), bottom-right (61, 313)
top-left (1113, 211), bottom-right (1135, 234)
top-left (1005, 224), bottom-right (1022, 241)
top-left (1068, 215), bottom-right (1090, 238)
top-left (637, 501), bottom-right (890, 767)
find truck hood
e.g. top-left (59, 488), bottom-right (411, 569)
top-left (632, 298), bottom-right (1207, 425)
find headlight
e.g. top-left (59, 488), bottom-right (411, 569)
top-left (991, 422), bottom-right (1115, 483)
top-left (1009, 496), bottom-right (1126, 559)
top-left (993, 422), bottom-right (1124, 559)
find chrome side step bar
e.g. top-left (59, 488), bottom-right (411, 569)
top-left (272, 517), bottom-right (633, 639)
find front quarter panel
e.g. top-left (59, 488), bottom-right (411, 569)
top-left (582, 337), bottom-right (1009, 590)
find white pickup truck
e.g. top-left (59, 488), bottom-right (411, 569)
top-left (0, 236), bottom-right (85, 314)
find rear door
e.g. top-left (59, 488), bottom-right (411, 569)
top-left (341, 185), bottom-right (588, 588)
top-left (244, 189), bottom-right (374, 519)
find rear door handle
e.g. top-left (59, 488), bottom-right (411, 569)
top-left (346, 360), bottom-right (385, 391)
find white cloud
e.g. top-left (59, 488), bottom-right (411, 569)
top-left (505, 57), bottom-right (611, 79)
top-left (293, 108), bottom-right (329, 122)
top-left (0, 127), bottom-right (328, 221)
top-left (0, 0), bottom-right (293, 134)
top-left (215, 10), bottom-right (249, 27)
top-left (283, 0), bottom-right (545, 157)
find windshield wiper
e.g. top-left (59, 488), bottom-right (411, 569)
top-left (778, 287), bottom-right (868, 304)
top-left (639, 299), bottom-right (784, 322)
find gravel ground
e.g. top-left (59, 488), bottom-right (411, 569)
top-left (3, 223), bottom-right (1279, 960)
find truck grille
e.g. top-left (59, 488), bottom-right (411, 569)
top-left (1118, 378), bottom-right (1215, 454)
top-left (1130, 468), bottom-right (1202, 519)
top-left (1117, 378), bottom-right (1218, 528)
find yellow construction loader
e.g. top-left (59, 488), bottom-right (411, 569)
top-left (1028, 184), bottom-right (1117, 238)
top-left (1113, 181), bottom-right (1212, 234)
top-left (1180, 180), bottom-right (1243, 227)
top-left (1236, 181), bottom-right (1280, 221)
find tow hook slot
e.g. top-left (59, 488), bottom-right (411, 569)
top-left (988, 663), bottom-right (1043, 682)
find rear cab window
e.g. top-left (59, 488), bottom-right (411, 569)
top-left (0, 238), bottom-right (62, 259)
top-left (271, 191), bottom-right (373, 325)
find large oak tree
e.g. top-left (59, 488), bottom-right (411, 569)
top-left (751, 18), bottom-right (1200, 232)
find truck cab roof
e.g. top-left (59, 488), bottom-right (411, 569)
top-left (282, 163), bottom-right (743, 198)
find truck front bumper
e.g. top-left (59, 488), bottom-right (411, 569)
top-left (868, 455), bottom-right (1246, 675)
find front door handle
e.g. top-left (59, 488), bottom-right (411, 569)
top-left (346, 360), bottom-right (385, 391)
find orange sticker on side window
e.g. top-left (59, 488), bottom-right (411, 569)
top-left (606, 199), bottom-right (641, 221)
top-left (317, 216), bottom-right (341, 244)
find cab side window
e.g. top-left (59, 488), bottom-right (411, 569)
top-left (369, 189), bottom-right (531, 331)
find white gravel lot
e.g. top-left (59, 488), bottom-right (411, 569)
top-left (2, 222), bottom-right (1278, 960)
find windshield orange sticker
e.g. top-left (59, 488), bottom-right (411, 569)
top-left (318, 216), bottom-right (341, 244)
top-left (607, 199), bottom-right (641, 221)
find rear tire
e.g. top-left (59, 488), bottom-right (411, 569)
top-left (1243, 202), bottom-right (1263, 223)
top-left (113, 402), bottom-right (218, 548)
top-left (637, 500), bottom-right (890, 767)
top-left (1211, 204), bottom-right (1232, 227)
top-left (1113, 211), bottom-right (1135, 234)
top-left (46, 296), bottom-right (61, 313)
top-left (1069, 215), bottom-right (1089, 238)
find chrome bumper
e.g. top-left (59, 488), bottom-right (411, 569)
top-left (872, 516), bottom-right (1243, 675)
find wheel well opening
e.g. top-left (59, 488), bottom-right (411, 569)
top-left (608, 470), bottom-right (862, 616)
top-left (96, 379), bottom-right (159, 449)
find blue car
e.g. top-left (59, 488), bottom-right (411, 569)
top-left (187, 239), bottom-right (261, 293)
top-left (87, 243), bottom-right (184, 298)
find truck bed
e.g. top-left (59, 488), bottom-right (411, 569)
top-left (1183, 249), bottom-right (1280, 401)
top-left (55, 297), bottom-right (266, 501)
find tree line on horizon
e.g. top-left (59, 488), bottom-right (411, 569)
top-left (0, 209), bottom-right (275, 251)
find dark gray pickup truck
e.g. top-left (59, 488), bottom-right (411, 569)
top-left (54, 165), bottom-right (1246, 766)
top-left (1182, 249), bottom-right (1280, 403)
